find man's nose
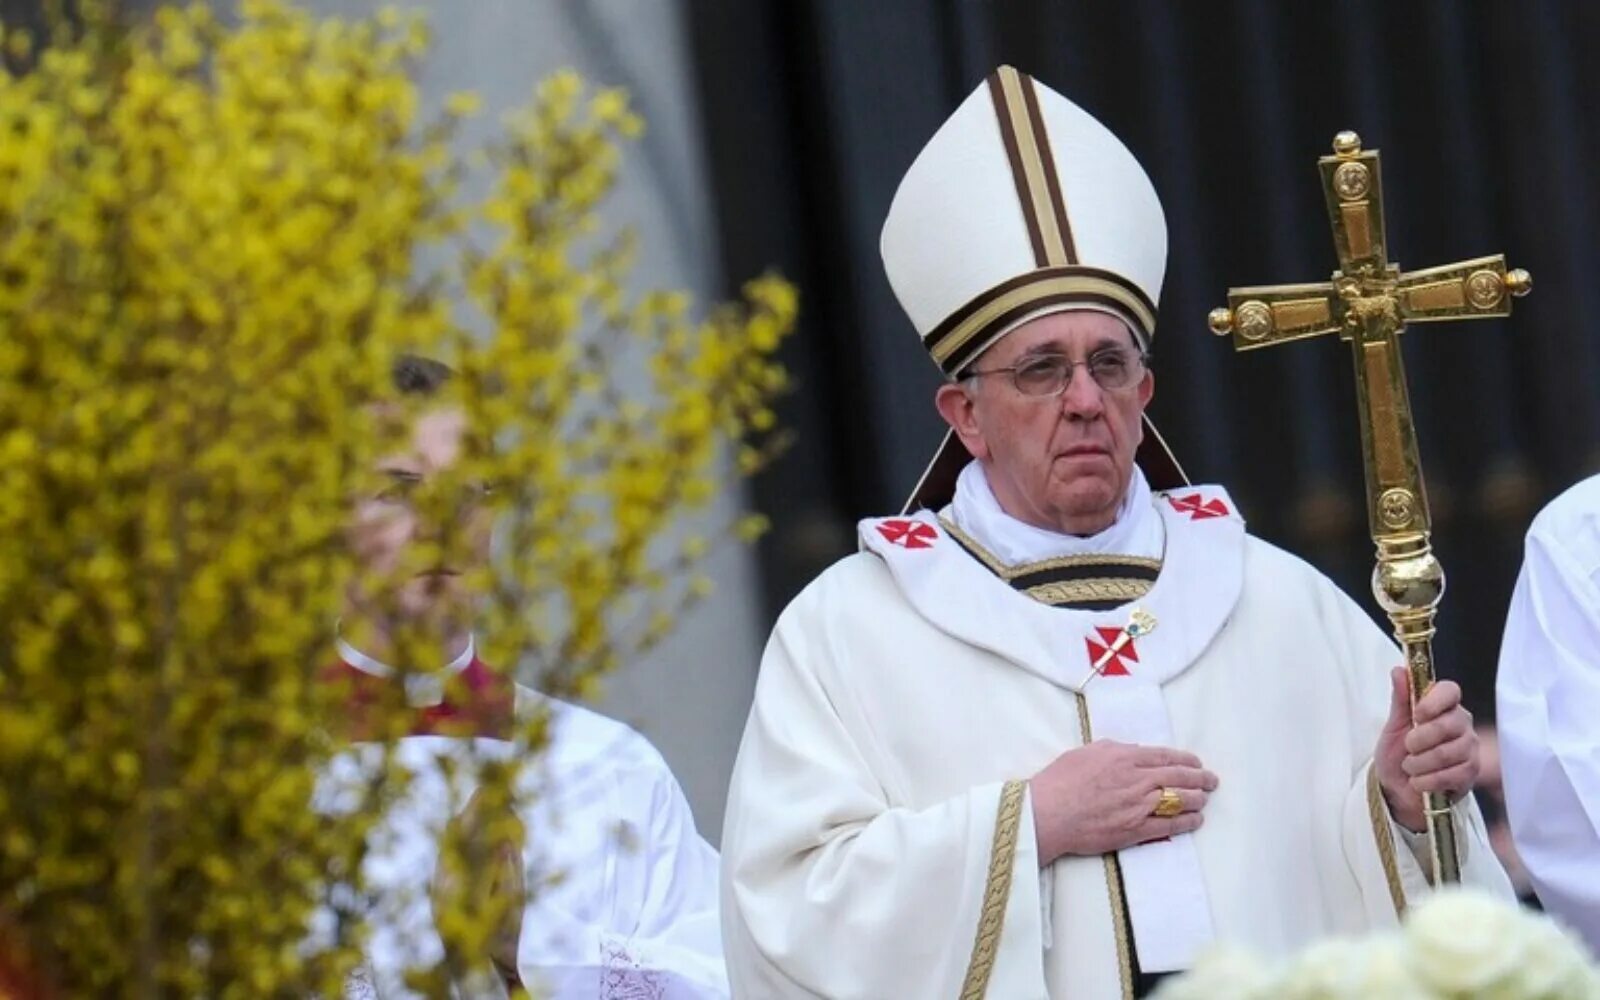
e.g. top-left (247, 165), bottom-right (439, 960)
top-left (1059, 364), bottom-right (1105, 418)
top-left (402, 496), bottom-right (450, 548)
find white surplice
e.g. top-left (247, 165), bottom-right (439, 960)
top-left (721, 476), bottom-right (1509, 999)
top-left (317, 643), bottom-right (728, 999)
top-left (1498, 473), bottom-right (1600, 956)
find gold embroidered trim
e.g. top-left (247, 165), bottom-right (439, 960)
top-left (1025, 578), bottom-right (1153, 606)
top-left (938, 517), bottom-right (1162, 581)
top-left (1011, 553), bottom-right (1163, 576)
top-left (1366, 765), bottom-right (1408, 917)
top-left (938, 516), bottom-right (1009, 575)
top-left (960, 779), bottom-right (1028, 1000)
top-left (1075, 694), bottom-right (1134, 1000)
top-left (1102, 857), bottom-right (1136, 1000)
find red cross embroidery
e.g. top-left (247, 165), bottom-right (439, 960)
top-left (1168, 493), bottom-right (1230, 520)
top-left (876, 519), bottom-right (938, 549)
top-left (1085, 625), bottom-right (1139, 676)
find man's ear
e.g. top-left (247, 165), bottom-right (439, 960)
top-left (935, 381), bottom-right (990, 462)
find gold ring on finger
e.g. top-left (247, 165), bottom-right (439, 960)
top-left (1152, 787), bottom-right (1183, 819)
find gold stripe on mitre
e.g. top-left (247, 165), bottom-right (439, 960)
top-left (988, 66), bottom-right (1077, 268)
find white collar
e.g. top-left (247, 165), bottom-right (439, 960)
top-left (946, 459), bottom-right (1164, 566)
top-left (335, 633), bottom-right (476, 708)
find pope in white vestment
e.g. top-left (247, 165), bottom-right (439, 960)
top-left (719, 66), bottom-right (1510, 999)
top-left (1498, 473), bottom-right (1600, 956)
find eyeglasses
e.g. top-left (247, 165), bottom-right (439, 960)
top-left (965, 348), bottom-right (1147, 398)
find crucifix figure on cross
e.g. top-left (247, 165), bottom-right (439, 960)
top-left (1207, 130), bottom-right (1532, 886)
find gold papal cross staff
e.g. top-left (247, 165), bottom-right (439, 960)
top-left (1207, 131), bottom-right (1532, 885)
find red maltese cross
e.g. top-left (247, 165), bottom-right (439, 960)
top-left (1085, 625), bottom-right (1139, 677)
top-left (1168, 493), bottom-right (1230, 520)
top-left (876, 519), bottom-right (937, 549)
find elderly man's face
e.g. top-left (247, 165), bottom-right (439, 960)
top-left (935, 310), bottom-right (1153, 535)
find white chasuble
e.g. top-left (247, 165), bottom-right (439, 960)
top-left (720, 485), bottom-right (1511, 1000)
top-left (316, 666), bottom-right (729, 999)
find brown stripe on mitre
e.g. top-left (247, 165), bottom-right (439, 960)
top-left (987, 68), bottom-right (1048, 266)
top-left (988, 67), bottom-right (1071, 267)
top-left (926, 265), bottom-right (1155, 355)
top-left (922, 265), bottom-right (1157, 376)
top-left (938, 291), bottom-right (1146, 375)
top-left (1018, 72), bottom-right (1077, 264)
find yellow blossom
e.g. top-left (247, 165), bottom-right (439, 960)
top-left (444, 89), bottom-right (481, 117)
top-left (0, 2), bottom-right (795, 994)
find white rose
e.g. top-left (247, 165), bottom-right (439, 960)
top-left (1405, 888), bottom-right (1599, 1000)
top-left (1406, 888), bottom-right (1527, 996)
top-left (1276, 935), bottom-right (1431, 1000)
top-left (1505, 910), bottom-right (1600, 1000)
top-left (1150, 946), bottom-right (1276, 1000)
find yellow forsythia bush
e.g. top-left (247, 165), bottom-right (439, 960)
top-left (0, 1), bottom-right (794, 995)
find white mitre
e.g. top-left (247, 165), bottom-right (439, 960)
top-left (881, 65), bottom-right (1187, 511)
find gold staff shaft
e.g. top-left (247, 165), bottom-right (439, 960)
top-left (1349, 302), bottom-right (1458, 884)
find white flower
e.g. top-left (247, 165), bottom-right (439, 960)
top-left (1405, 888), bottom-right (1598, 1000)
top-left (1150, 946), bottom-right (1276, 1000)
top-left (1509, 910), bottom-right (1600, 1000)
top-left (1275, 934), bottom-right (1431, 1000)
top-left (1405, 889), bottom-right (1526, 995)
top-left (1157, 889), bottom-right (1600, 1000)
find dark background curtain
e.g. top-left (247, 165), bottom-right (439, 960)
top-left (687, 0), bottom-right (1600, 718)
